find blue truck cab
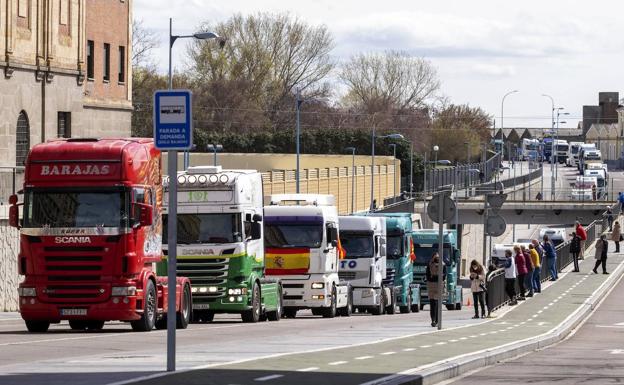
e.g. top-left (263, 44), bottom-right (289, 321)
top-left (411, 229), bottom-right (463, 311)
top-left (367, 213), bottom-right (420, 314)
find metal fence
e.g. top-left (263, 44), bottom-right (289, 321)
top-left (419, 153), bottom-right (503, 194)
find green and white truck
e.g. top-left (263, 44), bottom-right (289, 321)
top-left (162, 166), bottom-right (282, 323)
top-left (411, 229), bottom-right (463, 311)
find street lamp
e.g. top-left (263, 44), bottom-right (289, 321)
top-left (345, 147), bottom-right (356, 213)
top-left (167, 18), bottom-right (222, 373)
top-left (370, 129), bottom-right (404, 211)
top-left (432, 145), bottom-right (439, 192)
top-left (389, 143), bottom-right (397, 199)
top-left (541, 94), bottom-right (554, 198)
top-left (501, 90), bottom-right (519, 160)
top-left (206, 144), bottom-right (223, 166)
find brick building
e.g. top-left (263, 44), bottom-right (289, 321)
top-left (0, 0), bottom-right (132, 170)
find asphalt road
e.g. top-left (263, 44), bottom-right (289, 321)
top-left (448, 255), bottom-right (624, 385)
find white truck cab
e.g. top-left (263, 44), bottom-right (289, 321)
top-left (566, 142), bottom-right (583, 167)
top-left (264, 194), bottom-right (351, 318)
top-left (338, 216), bottom-right (392, 315)
top-left (491, 242), bottom-right (530, 267)
top-left (539, 228), bottom-right (567, 247)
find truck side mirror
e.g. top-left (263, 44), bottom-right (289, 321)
top-left (250, 222), bottom-right (262, 240)
top-left (253, 213), bottom-right (263, 222)
top-left (329, 227), bottom-right (338, 247)
top-left (8, 194), bottom-right (20, 229)
top-left (135, 203), bottom-right (153, 227)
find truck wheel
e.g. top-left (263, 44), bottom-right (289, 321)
top-left (400, 291), bottom-right (412, 314)
top-left (25, 320), bottom-right (50, 333)
top-left (445, 304), bottom-right (455, 311)
top-left (386, 290), bottom-right (396, 315)
top-left (241, 282), bottom-right (261, 323)
top-left (321, 286), bottom-right (337, 318)
top-left (131, 280), bottom-right (156, 332)
top-left (339, 288), bottom-right (353, 317)
top-left (371, 290), bottom-right (385, 316)
top-left (283, 308), bottom-right (297, 318)
top-left (176, 284), bottom-right (191, 329)
top-left (267, 286), bottom-right (282, 321)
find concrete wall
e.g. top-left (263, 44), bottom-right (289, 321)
top-left (0, 219), bottom-right (19, 311)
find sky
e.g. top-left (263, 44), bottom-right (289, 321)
top-left (134, 0), bottom-right (624, 129)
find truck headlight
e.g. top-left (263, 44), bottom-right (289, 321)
top-left (311, 282), bottom-right (325, 289)
top-left (112, 286), bottom-right (137, 296)
top-left (362, 288), bottom-right (374, 298)
top-left (227, 288), bottom-right (248, 295)
top-left (18, 287), bottom-right (36, 297)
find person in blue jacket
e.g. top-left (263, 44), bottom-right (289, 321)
top-left (542, 235), bottom-right (558, 281)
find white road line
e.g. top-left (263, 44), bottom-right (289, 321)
top-left (479, 333), bottom-right (487, 336)
top-left (420, 344), bottom-right (433, 348)
top-left (254, 374), bottom-right (284, 382)
top-left (459, 337), bottom-right (468, 341)
top-left (328, 361), bottom-right (348, 366)
top-left (402, 348), bottom-right (416, 352)
top-left (537, 310), bottom-right (543, 314)
top-left (296, 367), bottom-right (318, 372)
top-left (355, 356), bottom-right (374, 360)
top-left (449, 339), bottom-right (459, 342)
top-left (380, 351), bottom-right (396, 355)
top-left (435, 342), bottom-right (447, 345)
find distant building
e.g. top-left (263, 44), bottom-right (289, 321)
top-left (582, 92), bottom-right (619, 136)
top-left (0, 0), bottom-right (132, 200)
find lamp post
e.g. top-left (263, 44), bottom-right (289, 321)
top-left (432, 145), bottom-right (439, 192)
top-left (295, 88), bottom-right (302, 193)
top-left (389, 143), bottom-right (397, 199)
top-left (501, 90), bottom-right (519, 160)
top-left (370, 130), bottom-right (404, 211)
top-left (167, 18), bottom-right (222, 373)
top-left (542, 94), bottom-right (554, 199)
top-left (206, 144), bottom-right (223, 166)
top-left (345, 147), bottom-right (356, 213)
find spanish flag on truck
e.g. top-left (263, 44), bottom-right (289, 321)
top-left (265, 248), bottom-right (311, 275)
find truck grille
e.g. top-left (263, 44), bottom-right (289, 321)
top-left (338, 271), bottom-right (357, 281)
top-left (383, 268), bottom-right (396, 286)
top-left (41, 246), bottom-right (107, 303)
top-left (177, 258), bottom-right (229, 299)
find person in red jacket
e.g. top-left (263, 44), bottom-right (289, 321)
top-left (521, 245), bottom-right (534, 297)
top-left (514, 245), bottom-right (528, 300)
top-left (575, 221), bottom-right (588, 260)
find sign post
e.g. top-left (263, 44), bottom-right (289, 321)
top-left (154, 89), bottom-right (192, 372)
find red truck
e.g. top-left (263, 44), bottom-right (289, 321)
top-left (9, 138), bottom-right (191, 332)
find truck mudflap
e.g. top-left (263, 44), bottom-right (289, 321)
top-left (258, 278), bottom-right (282, 315)
top-left (407, 283), bottom-right (421, 313)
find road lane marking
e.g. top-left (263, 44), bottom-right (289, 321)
top-left (435, 342), bottom-right (447, 345)
top-left (420, 344), bottom-right (433, 348)
top-left (402, 348), bottom-right (416, 352)
top-left (380, 351), bottom-right (396, 355)
top-left (355, 356), bottom-right (374, 360)
top-left (449, 339), bottom-right (459, 342)
top-left (296, 367), bottom-right (318, 372)
top-left (328, 361), bottom-right (348, 366)
top-left (254, 374), bottom-right (283, 381)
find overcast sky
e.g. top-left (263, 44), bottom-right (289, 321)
top-left (135, 0), bottom-right (624, 128)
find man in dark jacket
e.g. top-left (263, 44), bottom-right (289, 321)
top-left (542, 235), bottom-right (558, 281)
top-left (570, 233), bottom-right (581, 272)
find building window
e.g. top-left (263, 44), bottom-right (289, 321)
top-left (87, 40), bottom-right (94, 80)
top-left (118, 46), bottom-right (126, 83)
top-left (59, 0), bottom-right (70, 35)
top-left (17, 0), bottom-right (29, 28)
top-left (58, 112), bottom-right (71, 138)
top-left (103, 43), bottom-right (110, 82)
top-left (16, 111), bottom-right (30, 166)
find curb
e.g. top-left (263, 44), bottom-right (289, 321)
top-left (372, 255), bottom-right (624, 385)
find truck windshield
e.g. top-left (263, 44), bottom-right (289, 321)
top-left (387, 236), bottom-right (404, 259)
top-left (163, 213), bottom-right (242, 244)
top-left (340, 233), bottom-right (373, 258)
top-left (414, 246), bottom-right (452, 265)
top-left (557, 145), bottom-right (568, 152)
top-left (265, 224), bottom-right (323, 248)
top-left (23, 188), bottom-right (127, 228)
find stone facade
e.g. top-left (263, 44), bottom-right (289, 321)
top-left (0, 219), bottom-right (19, 311)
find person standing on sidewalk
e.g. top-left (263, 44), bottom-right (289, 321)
top-left (503, 249), bottom-right (517, 305)
top-left (514, 245), bottom-right (528, 300)
top-left (528, 244), bottom-right (541, 293)
top-left (575, 221), bottom-right (588, 260)
top-left (542, 235), bottom-right (558, 281)
top-left (521, 245), bottom-right (534, 297)
top-left (606, 207), bottom-right (614, 232)
top-left (426, 253), bottom-right (446, 327)
top-left (593, 235), bottom-right (609, 274)
top-left (618, 192), bottom-right (624, 214)
top-left (570, 232), bottom-right (581, 272)
top-left (611, 221), bottom-right (621, 253)
top-left (469, 260), bottom-right (487, 319)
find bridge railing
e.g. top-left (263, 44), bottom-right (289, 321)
top-left (485, 268), bottom-right (507, 315)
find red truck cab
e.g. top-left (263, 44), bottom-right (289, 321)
top-left (10, 138), bottom-right (191, 332)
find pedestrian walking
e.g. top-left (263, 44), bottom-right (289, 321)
top-left (542, 235), bottom-right (558, 281)
top-left (575, 221), bottom-right (588, 260)
top-left (611, 221), bottom-right (622, 253)
top-left (593, 235), bottom-right (609, 275)
top-left (569, 232), bottom-right (581, 272)
top-left (469, 260), bottom-right (487, 319)
top-left (521, 245), bottom-right (534, 297)
top-left (606, 207), bottom-right (614, 232)
top-left (528, 244), bottom-right (541, 293)
top-left (503, 250), bottom-right (517, 305)
top-left (618, 192), bottom-right (624, 214)
top-left (514, 246), bottom-right (528, 300)
top-left (426, 253), bottom-right (446, 327)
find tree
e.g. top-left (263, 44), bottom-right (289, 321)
top-left (132, 19), bottom-right (159, 69)
top-left (340, 51), bottom-right (440, 113)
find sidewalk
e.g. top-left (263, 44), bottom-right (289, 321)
top-left (127, 250), bottom-right (624, 385)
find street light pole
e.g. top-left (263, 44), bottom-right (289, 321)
top-left (432, 145), bottom-right (439, 192)
top-left (295, 88), bottom-right (302, 193)
top-left (370, 126), bottom-right (376, 211)
top-left (345, 147), bottom-right (356, 213)
top-left (389, 143), bottom-right (397, 199)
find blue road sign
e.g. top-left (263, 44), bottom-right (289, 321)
top-left (153, 89), bottom-right (193, 150)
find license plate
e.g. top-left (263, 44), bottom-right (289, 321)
top-left (193, 304), bottom-right (210, 309)
top-left (283, 300), bottom-right (297, 306)
top-left (60, 308), bottom-right (87, 316)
